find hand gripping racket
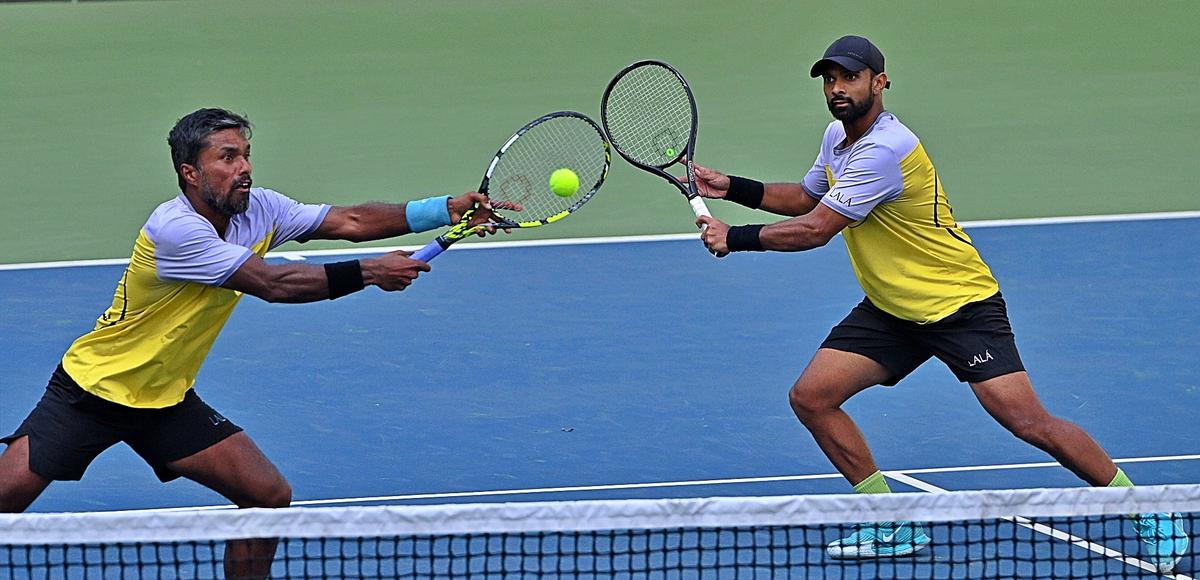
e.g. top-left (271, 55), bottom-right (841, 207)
top-left (600, 60), bottom-right (712, 226)
top-left (411, 111), bottom-right (610, 262)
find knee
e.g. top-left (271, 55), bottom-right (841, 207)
top-left (788, 381), bottom-right (829, 422)
top-left (264, 479), bottom-right (293, 508)
top-left (244, 477), bottom-right (292, 509)
top-left (1003, 415), bottom-right (1054, 448)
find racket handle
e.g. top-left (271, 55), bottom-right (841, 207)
top-left (411, 240), bottom-right (446, 262)
top-left (688, 196), bottom-right (712, 233)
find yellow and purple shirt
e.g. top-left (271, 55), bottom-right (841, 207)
top-left (802, 112), bottom-right (999, 323)
top-left (62, 188), bottom-right (329, 408)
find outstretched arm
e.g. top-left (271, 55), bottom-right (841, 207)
top-left (222, 250), bottom-right (430, 303)
top-left (309, 192), bottom-right (507, 242)
top-left (309, 203), bottom-right (426, 242)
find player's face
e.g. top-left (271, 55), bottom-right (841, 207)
top-left (195, 128), bottom-right (253, 216)
top-left (821, 66), bottom-right (875, 122)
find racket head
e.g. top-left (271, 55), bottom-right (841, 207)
top-left (438, 111), bottom-right (610, 245)
top-left (601, 60), bottom-right (699, 175)
top-left (482, 111), bottom-right (609, 228)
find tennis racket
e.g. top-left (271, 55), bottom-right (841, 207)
top-left (600, 59), bottom-right (712, 226)
top-left (411, 111), bottom-right (610, 262)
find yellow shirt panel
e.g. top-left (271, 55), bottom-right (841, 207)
top-left (62, 230), bottom-right (272, 409)
top-left (832, 143), bottom-right (999, 323)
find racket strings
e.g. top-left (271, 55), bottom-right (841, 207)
top-left (488, 116), bottom-right (607, 224)
top-left (603, 64), bottom-right (693, 167)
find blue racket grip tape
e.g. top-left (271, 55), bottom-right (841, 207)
top-left (411, 240), bottom-right (446, 262)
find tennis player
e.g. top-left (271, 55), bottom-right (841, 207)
top-left (0, 108), bottom-right (516, 578)
top-left (691, 36), bottom-right (1188, 572)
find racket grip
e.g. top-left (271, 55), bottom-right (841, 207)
top-left (411, 240), bottom-right (446, 262)
top-left (688, 196), bottom-right (712, 233)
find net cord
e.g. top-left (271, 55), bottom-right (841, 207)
top-left (2, 485), bottom-right (1199, 545)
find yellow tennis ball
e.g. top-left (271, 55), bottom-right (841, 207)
top-left (549, 168), bottom-right (580, 197)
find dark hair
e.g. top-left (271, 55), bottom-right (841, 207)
top-left (167, 108), bottom-right (252, 192)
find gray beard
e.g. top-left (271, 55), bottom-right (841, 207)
top-left (200, 181), bottom-right (249, 216)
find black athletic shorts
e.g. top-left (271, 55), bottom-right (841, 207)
top-left (0, 364), bottom-right (242, 482)
top-left (820, 292), bottom-right (1025, 386)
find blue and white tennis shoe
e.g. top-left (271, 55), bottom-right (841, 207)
top-left (1133, 512), bottom-right (1189, 573)
top-left (826, 521), bottom-right (931, 559)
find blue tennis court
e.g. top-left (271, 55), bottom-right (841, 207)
top-left (3, 1), bottom-right (1198, 576)
top-left (3, 214), bottom-right (1197, 516)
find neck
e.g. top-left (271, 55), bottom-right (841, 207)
top-left (841, 105), bottom-right (885, 147)
top-left (183, 189), bottom-right (230, 237)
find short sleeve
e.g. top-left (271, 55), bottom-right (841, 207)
top-left (802, 154), bottom-right (830, 197)
top-left (255, 188), bottom-right (330, 249)
top-left (819, 142), bottom-right (904, 221)
top-left (150, 216), bottom-right (253, 286)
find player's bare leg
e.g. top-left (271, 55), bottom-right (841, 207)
top-left (970, 371), bottom-right (1115, 484)
top-left (0, 436), bottom-right (51, 513)
top-left (971, 371), bottom-right (1188, 571)
top-left (168, 432), bottom-right (291, 580)
top-left (790, 348), bottom-right (930, 558)
top-left (788, 348), bottom-right (892, 484)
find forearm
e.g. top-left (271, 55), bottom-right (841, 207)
top-left (724, 205), bottom-right (850, 254)
top-left (232, 263), bottom-right (335, 303)
top-left (334, 203), bottom-right (410, 241)
top-left (760, 183), bottom-right (820, 216)
top-left (318, 203), bottom-right (414, 242)
top-left (759, 217), bottom-right (833, 251)
top-left (724, 176), bottom-right (818, 217)
top-left (224, 259), bottom-right (371, 303)
top-left (314, 196), bottom-right (451, 242)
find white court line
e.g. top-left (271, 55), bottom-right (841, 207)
top-left (2, 210), bottom-right (1197, 271)
top-left (97, 453), bottom-right (1200, 515)
top-left (0, 257), bottom-right (132, 271)
top-left (962, 210), bottom-right (1200, 228)
top-left (0, 234), bottom-right (701, 271)
top-left (888, 472), bottom-right (1192, 580)
top-left (103, 472), bottom-right (850, 514)
top-left (898, 453), bottom-right (1200, 475)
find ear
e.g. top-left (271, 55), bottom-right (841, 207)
top-left (179, 163), bottom-right (201, 188)
top-left (874, 72), bottom-right (889, 94)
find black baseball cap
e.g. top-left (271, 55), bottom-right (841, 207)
top-left (810, 35), bottom-right (889, 87)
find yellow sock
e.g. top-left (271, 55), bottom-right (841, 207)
top-left (853, 470), bottom-right (892, 494)
top-left (1108, 467), bottom-right (1134, 488)
top-left (1107, 468), bottom-right (1139, 519)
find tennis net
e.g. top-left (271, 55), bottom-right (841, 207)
top-left (1, 484), bottom-right (1196, 579)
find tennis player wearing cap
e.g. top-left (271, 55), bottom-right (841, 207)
top-left (691, 36), bottom-right (1188, 571)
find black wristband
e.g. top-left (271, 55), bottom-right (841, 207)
top-left (725, 175), bottom-right (765, 209)
top-left (726, 224), bottom-right (765, 252)
top-left (324, 260), bottom-right (365, 300)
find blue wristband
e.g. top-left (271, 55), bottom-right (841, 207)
top-left (405, 195), bottom-right (453, 233)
